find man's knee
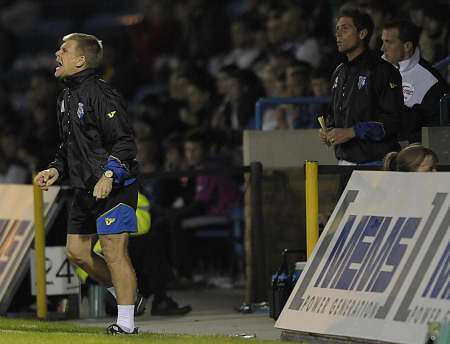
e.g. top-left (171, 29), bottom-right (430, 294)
top-left (100, 234), bottom-right (128, 265)
top-left (66, 238), bottom-right (93, 266)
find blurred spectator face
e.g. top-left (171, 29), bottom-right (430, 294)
top-left (311, 77), bottom-right (330, 97)
top-left (364, 6), bottom-right (384, 29)
top-left (186, 84), bottom-right (209, 112)
top-left (416, 155), bottom-right (437, 172)
top-left (184, 141), bottom-right (204, 167)
top-left (231, 22), bottom-right (253, 49)
top-left (335, 17), bottom-right (364, 54)
top-left (0, 132), bottom-right (19, 159)
top-left (54, 39), bottom-right (84, 79)
top-left (266, 13), bottom-right (284, 45)
top-left (169, 72), bottom-right (188, 100)
top-left (285, 67), bottom-right (308, 95)
top-left (136, 137), bottom-right (159, 164)
top-left (409, 8), bottom-right (424, 28)
top-left (216, 71), bottom-right (231, 97)
top-left (381, 28), bottom-right (409, 64)
top-left (164, 144), bottom-right (183, 170)
top-left (29, 74), bottom-right (56, 107)
top-left (227, 77), bottom-right (241, 101)
top-left (423, 16), bottom-right (442, 37)
top-left (259, 64), bottom-right (284, 97)
top-left (133, 120), bottom-right (153, 140)
top-left (32, 107), bottom-right (48, 126)
top-left (140, 0), bottom-right (170, 24)
top-left (281, 8), bottom-right (305, 40)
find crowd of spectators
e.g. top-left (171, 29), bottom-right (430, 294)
top-left (0, 0), bottom-right (448, 184)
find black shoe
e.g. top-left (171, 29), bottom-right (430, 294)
top-left (151, 296), bottom-right (192, 316)
top-left (135, 293), bottom-right (147, 316)
top-left (106, 324), bottom-right (138, 335)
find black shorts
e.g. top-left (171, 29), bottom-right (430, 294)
top-left (68, 182), bottom-right (138, 235)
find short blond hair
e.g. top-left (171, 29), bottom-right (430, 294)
top-left (63, 33), bottom-right (103, 68)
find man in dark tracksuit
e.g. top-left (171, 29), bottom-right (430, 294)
top-left (320, 9), bottom-right (403, 166)
top-left (35, 33), bottom-right (139, 334)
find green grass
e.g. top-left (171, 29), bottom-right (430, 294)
top-left (0, 317), bottom-right (284, 344)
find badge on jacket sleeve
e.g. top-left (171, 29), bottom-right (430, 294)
top-left (357, 76), bottom-right (367, 90)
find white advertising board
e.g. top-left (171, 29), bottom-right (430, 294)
top-left (0, 185), bottom-right (60, 311)
top-left (30, 247), bottom-right (79, 295)
top-left (276, 171), bottom-right (450, 344)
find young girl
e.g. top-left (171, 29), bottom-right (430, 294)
top-left (383, 143), bottom-right (438, 172)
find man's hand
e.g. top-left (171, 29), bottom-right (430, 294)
top-left (327, 128), bottom-right (355, 145)
top-left (34, 168), bottom-right (59, 191)
top-left (319, 128), bottom-right (332, 146)
top-left (93, 175), bottom-right (113, 200)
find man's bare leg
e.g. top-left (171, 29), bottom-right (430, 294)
top-left (66, 234), bottom-right (112, 286)
top-left (100, 233), bottom-right (136, 305)
top-left (100, 232), bottom-right (137, 332)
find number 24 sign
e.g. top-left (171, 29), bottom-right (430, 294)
top-left (30, 247), bottom-right (80, 295)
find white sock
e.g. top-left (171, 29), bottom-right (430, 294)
top-left (117, 305), bottom-right (135, 332)
top-left (106, 287), bottom-right (116, 299)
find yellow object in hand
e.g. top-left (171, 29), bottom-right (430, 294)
top-left (317, 115), bottom-right (327, 130)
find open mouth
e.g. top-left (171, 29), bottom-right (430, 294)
top-left (55, 60), bottom-right (63, 70)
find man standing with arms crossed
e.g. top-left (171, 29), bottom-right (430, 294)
top-left (320, 9), bottom-right (403, 170)
top-left (35, 33), bottom-right (140, 334)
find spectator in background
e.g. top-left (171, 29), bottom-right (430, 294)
top-left (265, 5), bottom-right (287, 50)
top-left (133, 94), bottom-right (183, 144)
top-left (212, 66), bottom-right (265, 155)
top-left (320, 9), bottom-right (403, 167)
top-left (128, 0), bottom-right (179, 82)
top-left (407, 1), bottom-right (425, 30)
top-left (383, 143), bottom-right (438, 172)
top-left (381, 19), bottom-right (448, 144)
top-left (209, 13), bottom-right (263, 74)
top-left (419, 5), bottom-right (448, 64)
top-left (101, 43), bottom-right (138, 100)
top-left (362, 0), bottom-right (397, 51)
top-left (0, 127), bottom-right (29, 184)
top-left (26, 70), bottom-right (58, 110)
top-left (0, 0), bottom-right (41, 35)
top-left (0, 81), bottom-right (18, 129)
top-left (153, 130), bottom-right (241, 280)
top-left (305, 67), bottom-right (331, 126)
top-left (212, 67), bottom-right (265, 132)
top-left (0, 24), bottom-right (16, 72)
top-left (181, 69), bottom-right (217, 130)
top-left (273, 61), bottom-right (314, 129)
top-left (22, 71), bottom-right (59, 170)
top-left (175, 0), bottom-right (229, 63)
top-left (280, 5), bottom-right (321, 67)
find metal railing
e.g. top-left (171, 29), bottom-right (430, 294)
top-left (254, 96), bottom-right (330, 130)
top-left (434, 55), bottom-right (450, 72)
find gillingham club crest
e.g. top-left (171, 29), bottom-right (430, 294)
top-left (357, 76), bottom-right (367, 90)
top-left (77, 102), bottom-right (85, 119)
